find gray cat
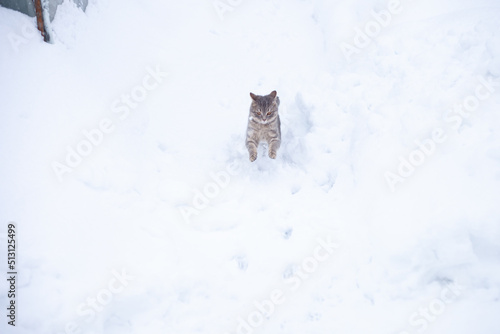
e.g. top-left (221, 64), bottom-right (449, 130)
top-left (245, 90), bottom-right (281, 162)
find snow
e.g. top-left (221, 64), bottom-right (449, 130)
top-left (1, 0), bottom-right (500, 333)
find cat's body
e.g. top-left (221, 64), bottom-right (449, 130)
top-left (245, 90), bottom-right (281, 162)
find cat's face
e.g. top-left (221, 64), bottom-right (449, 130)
top-left (249, 90), bottom-right (279, 124)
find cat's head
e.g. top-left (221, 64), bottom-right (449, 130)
top-left (249, 90), bottom-right (279, 124)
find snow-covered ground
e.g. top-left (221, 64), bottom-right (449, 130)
top-left (1, 0), bottom-right (500, 333)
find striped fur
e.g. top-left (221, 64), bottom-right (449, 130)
top-left (245, 90), bottom-right (281, 162)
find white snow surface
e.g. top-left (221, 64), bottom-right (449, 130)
top-left (1, 0), bottom-right (500, 333)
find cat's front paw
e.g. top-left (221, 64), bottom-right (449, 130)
top-left (269, 151), bottom-right (277, 159)
top-left (249, 152), bottom-right (257, 162)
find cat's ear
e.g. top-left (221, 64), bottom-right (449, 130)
top-left (269, 90), bottom-right (277, 99)
top-left (250, 92), bottom-right (258, 101)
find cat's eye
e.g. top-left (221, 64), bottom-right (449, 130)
top-left (267, 112), bottom-right (271, 116)
top-left (256, 112), bottom-right (262, 116)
